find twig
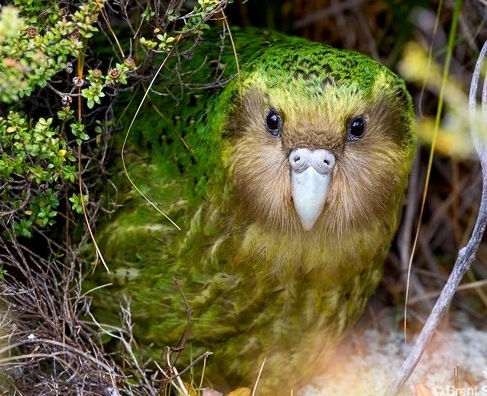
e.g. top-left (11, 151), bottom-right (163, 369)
top-left (384, 39), bottom-right (487, 396)
top-left (252, 357), bottom-right (267, 396)
top-left (165, 351), bottom-right (189, 396)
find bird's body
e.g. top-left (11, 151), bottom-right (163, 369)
top-left (87, 28), bottom-right (416, 393)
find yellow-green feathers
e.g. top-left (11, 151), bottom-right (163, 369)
top-left (87, 28), bottom-right (415, 393)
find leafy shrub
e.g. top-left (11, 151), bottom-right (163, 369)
top-left (0, 0), bottom-right (229, 237)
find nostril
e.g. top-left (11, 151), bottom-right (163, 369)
top-left (290, 148), bottom-right (335, 174)
top-left (311, 149), bottom-right (336, 175)
top-left (289, 149), bottom-right (310, 173)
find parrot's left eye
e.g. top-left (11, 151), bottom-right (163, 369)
top-left (265, 109), bottom-right (283, 137)
top-left (346, 115), bottom-right (367, 142)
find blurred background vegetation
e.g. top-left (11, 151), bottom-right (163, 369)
top-left (1, 0), bottom-right (486, 394)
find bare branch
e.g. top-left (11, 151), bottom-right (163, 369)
top-left (384, 39), bottom-right (487, 396)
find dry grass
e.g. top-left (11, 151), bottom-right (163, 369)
top-left (0, 228), bottom-right (211, 394)
top-left (0, 231), bottom-right (121, 394)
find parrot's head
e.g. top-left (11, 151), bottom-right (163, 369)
top-left (217, 42), bottom-right (415, 236)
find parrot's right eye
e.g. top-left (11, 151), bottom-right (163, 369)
top-left (265, 109), bottom-right (283, 137)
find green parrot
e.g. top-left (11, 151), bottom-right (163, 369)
top-left (86, 27), bottom-right (416, 394)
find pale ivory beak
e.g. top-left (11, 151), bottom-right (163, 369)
top-left (289, 148), bottom-right (336, 231)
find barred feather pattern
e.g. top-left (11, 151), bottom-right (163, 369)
top-left (85, 27), bottom-right (416, 393)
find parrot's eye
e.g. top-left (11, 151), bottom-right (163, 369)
top-left (265, 109), bottom-right (283, 137)
top-left (346, 115), bottom-right (367, 142)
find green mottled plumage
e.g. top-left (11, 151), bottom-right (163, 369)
top-left (87, 28), bottom-right (416, 393)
